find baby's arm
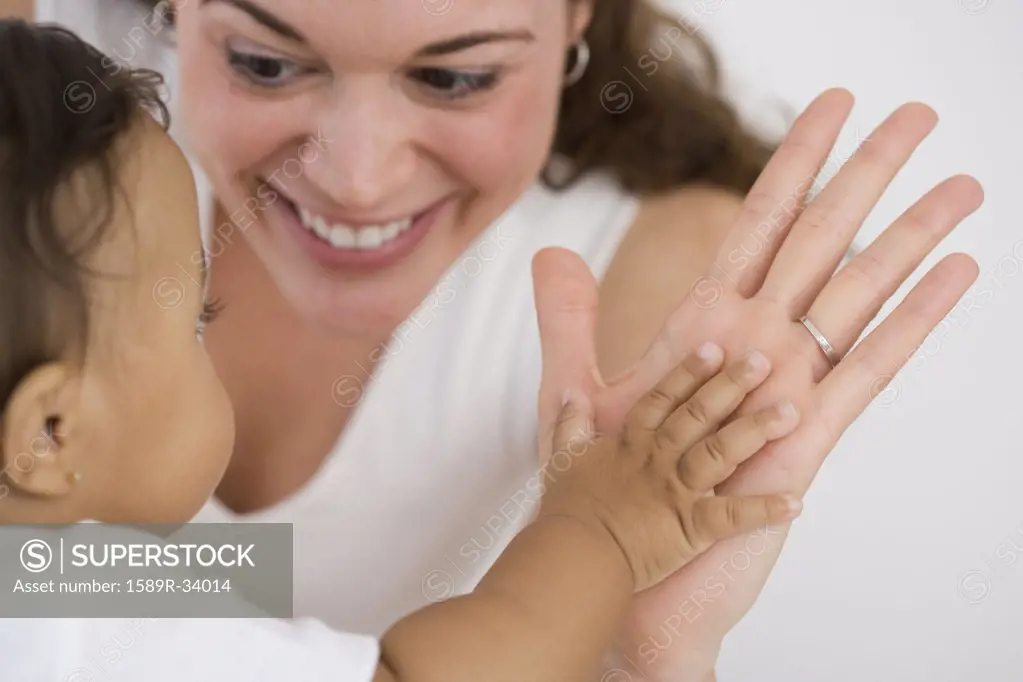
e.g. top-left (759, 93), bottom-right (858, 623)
top-left (378, 502), bottom-right (633, 681)
top-left (375, 346), bottom-right (802, 682)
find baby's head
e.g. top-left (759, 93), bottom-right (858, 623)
top-left (0, 20), bottom-right (233, 524)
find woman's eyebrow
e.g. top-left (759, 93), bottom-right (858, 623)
top-left (201, 0), bottom-right (306, 43)
top-left (199, 2), bottom-right (533, 57)
top-left (416, 30), bottom-right (536, 57)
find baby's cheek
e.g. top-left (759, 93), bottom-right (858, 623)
top-left (193, 351), bottom-right (235, 469)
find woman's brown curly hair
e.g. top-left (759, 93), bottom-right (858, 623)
top-left (133, 0), bottom-right (775, 197)
top-left (551, 0), bottom-right (776, 196)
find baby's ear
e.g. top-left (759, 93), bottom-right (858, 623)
top-left (1, 363), bottom-right (82, 498)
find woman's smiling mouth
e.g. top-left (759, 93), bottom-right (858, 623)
top-left (297, 207), bottom-right (414, 250)
top-left (265, 187), bottom-right (458, 270)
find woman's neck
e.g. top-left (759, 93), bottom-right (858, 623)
top-left (202, 204), bottom-right (390, 514)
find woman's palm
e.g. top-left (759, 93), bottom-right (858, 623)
top-left (533, 89), bottom-right (981, 680)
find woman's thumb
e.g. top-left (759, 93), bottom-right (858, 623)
top-left (550, 388), bottom-right (596, 460)
top-left (533, 247), bottom-right (603, 463)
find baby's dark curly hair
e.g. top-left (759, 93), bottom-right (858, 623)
top-left (0, 19), bottom-right (169, 410)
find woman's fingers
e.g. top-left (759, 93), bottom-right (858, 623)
top-left (799, 175), bottom-right (984, 371)
top-left (752, 256), bottom-right (977, 498)
top-left (550, 389), bottom-right (595, 458)
top-left (649, 350), bottom-right (772, 470)
top-left (715, 88), bottom-right (854, 296)
top-left (687, 494), bottom-right (802, 550)
top-left (533, 248), bottom-right (604, 462)
top-left (758, 102), bottom-right (939, 316)
top-left (817, 252), bottom-right (978, 447)
top-left (623, 342), bottom-right (724, 441)
top-left (678, 400), bottom-right (800, 492)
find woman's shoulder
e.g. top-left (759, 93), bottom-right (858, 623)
top-left (632, 183), bottom-right (745, 244)
top-left (524, 168), bottom-right (641, 225)
top-left (539, 173), bottom-right (742, 251)
top-left (607, 183), bottom-right (745, 294)
top-left (594, 183), bottom-right (744, 377)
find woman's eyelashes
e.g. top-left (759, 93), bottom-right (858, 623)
top-left (225, 44), bottom-right (501, 101)
top-left (196, 298), bottom-right (224, 340)
top-left (406, 67), bottom-right (501, 100)
top-left (226, 46), bottom-right (312, 88)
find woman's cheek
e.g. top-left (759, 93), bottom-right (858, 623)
top-left (176, 42), bottom-right (296, 187)
top-left (428, 70), bottom-right (563, 194)
top-left (187, 91), bottom-right (297, 175)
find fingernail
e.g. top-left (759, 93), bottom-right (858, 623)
top-left (777, 400), bottom-right (798, 419)
top-left (783, 496), bottom-right (803, 518)
top-left (697, 341), bottom-right (722, 363)
top-left (745, 350), bottom-right (770, 372)
top-left (561, 388), bottom-right (573, 407)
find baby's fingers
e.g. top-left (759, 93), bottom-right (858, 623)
top-left (689, 494), bottom-right (802, 549)
top-left (678, 400), bottom-right (800, 493)
top-left (650, 350), bottom-right (772, 471)
top-left (623, 342), bottom-right (724, 442)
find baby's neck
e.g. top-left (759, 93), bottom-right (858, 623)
top-left (0, 496), bottom-right (83, 525)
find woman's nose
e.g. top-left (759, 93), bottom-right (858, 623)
top-left (305, 94), bottom-right (418, 211)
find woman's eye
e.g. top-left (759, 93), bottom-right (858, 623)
top-left (227, 48), bottom-right (306, 88)
top-left (408, 68), bottom-right (499, 100)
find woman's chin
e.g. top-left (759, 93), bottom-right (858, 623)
top-left (276, 268), bottom-right (422, 340)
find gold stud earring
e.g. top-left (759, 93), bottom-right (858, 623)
top-left (66, 471), bottom-right (82, 484)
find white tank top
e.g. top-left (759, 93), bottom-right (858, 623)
top-left (39, 0), bottom-right (641, 636)
top-left (197, 175), bottom-right (638, 635)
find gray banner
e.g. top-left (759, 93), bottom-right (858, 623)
top-left (0, 523), bottom-right (293, 617)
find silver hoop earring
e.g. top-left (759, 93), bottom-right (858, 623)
top-left (564, 39), bottom-right (590, 87)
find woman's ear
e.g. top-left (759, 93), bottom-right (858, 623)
top-left (1, 363), bottom-right (82, 498)
top-left (569, 0), bottom-right (595, 43)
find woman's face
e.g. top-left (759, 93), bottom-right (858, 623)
top-left (174, 0), bottom-right (591, 337)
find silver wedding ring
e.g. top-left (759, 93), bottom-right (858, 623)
top-left (799, 316), bottom-right (840, 367)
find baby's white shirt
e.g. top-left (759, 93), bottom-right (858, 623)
top-left (0, 522), bottom-right (379, 682)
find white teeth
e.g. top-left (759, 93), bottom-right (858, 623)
top-left (313, 216), bottom-right (331, 240)
top-left (328, 226), bottom-right (356, 248)
top-left (297, 206), bottom-right (414, 250)
top-left (354, 226), bottom-right (381, 249)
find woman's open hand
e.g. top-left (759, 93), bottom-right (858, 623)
top-left (532, 88), bottom-right (982, 680)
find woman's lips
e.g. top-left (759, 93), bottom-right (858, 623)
top-left (268, 193), bottom-right (453, 270)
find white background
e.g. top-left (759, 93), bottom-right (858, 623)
top-left (656, 1), bottom-right (1023, 680)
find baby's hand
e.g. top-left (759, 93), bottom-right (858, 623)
top-left (538, 343), bottom-right (802, 592)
